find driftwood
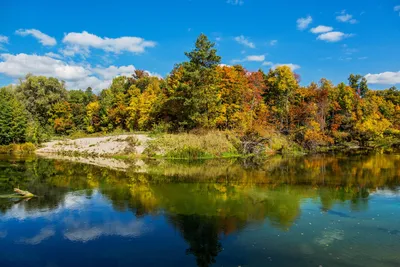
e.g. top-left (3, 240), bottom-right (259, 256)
top-left (0, 189), bottom-right (35, 199)
top-left (14, 188), bottom-right (35, 198)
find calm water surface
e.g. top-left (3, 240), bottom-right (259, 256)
top-left (0, 153), bottom-right (400, 267)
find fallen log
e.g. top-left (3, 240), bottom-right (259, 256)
top-left (0, 189), bottom-right (35, 199)
top-left (14, 188), bottom-right (35, 198)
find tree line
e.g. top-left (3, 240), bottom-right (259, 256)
top-left (0, 34), bottom-right (399, 149)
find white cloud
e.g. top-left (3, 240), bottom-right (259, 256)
top-left (0, 35), bottom-right (8, 51)
top-left (339, 57), bottom-right (352, 61)
top-left (234, 35), bottom-right (255, 48)
top-left (231, 54), bottom-right (265, 64)
top-left (60, 45), bottom-right (90, 58)
top-left (0, 53), bottom-right (147, 91)
top-left (317, 32), bottom-right (352, 42)
top-left (272, 63), bottom-right (301, 71)
top-left (270, 40), bottom-right (278, 46)
top-left (245, 55), bottom-right (265, 62)
top-left (45, 52), bottom-right (63, 59)
top-left (262, 61), bottom-right (301, 71)
top-left (65, 76), bottom-right (111, 91)
top-left (227, 0), bottom-right (244, 5)
top-left (15, 29), bottom-right (57, 46)
top-left (19, 227), bottom-right (55, 245)
top-left (145, 71), bottom-right (163, 79)
top-left (343, 48), bottom-right (358, 55)
top-left (62, 31), bottom-right (156, 56)
top-left (310, 25), bottom-right (333, 34)
top-left (262, 61), bottom-right (273, 66)
top-left (0, 35), bottom-right (8, 43)
top-left (365, 71), bottom-right (400, 84)
top-left (336, 11), bottom-right (358, 24)
top-left (231, 59), bottom-right (242, 64)
top-left (297, 16), bottom-right (313, 30)
top-left (395, 5), bottom-right (400, 15)
top-left (64, 220), bottom-right (148, 242)
top-left (93, 65), bottom-right (136, 79)
top-left (0, 53), bottom-right (89, 81)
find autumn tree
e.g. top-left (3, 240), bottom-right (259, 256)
top-left (51, 101), bottom-right (74, 134)
top-left (264, 66), bottom-right (299, 133)
top-left (86, 101), bottom-right (101, 133)
top-left (353, 96), bottom-right (391, 146)
top-left (215, 65), bottom-right (247, 129)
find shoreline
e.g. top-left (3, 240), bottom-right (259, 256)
top-left (1, 132), bottom-right (399, 171)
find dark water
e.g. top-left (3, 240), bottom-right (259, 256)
top-left (1, 153), bottom-right (400, 267)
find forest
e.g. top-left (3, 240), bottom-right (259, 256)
top-left (0, 34), bottom-right (399, 151)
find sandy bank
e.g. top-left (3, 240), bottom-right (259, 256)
top-left (36, 134), bottom-right (151, 156)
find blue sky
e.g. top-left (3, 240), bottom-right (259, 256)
top-left (0, 0), bottom-right (399, 91)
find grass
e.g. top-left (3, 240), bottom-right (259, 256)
top-left (0, 143), bottom-right (36, 154)
top-left (144, 131), bottom-right (239, 159)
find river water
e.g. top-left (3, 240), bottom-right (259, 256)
top-left (0, 153), bottom-right (399, 267)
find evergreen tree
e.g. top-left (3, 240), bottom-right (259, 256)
top-left (0, 87), bottom-right (28, 144)
top-left (166, 34), bottom-right (221, 129)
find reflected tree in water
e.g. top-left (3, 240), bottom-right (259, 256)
top-left (168, 215), bottom-right (223, 267)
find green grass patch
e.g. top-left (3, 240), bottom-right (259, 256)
top-left (144, 131), bottom-right (239, 159)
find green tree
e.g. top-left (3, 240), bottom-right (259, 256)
top-left (165, 34), bottom-right (221, 129)
top-left (0, 86), bottom-right (28, 144)
top-left (348, 74), bottom-right (369, 98)
top-left (68, 89), bottom-right (92, 130)
top-left (17, 75), bottom-right (68, 126)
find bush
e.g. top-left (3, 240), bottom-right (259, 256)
top-left (20, 142), bottom-right (36, 154)
top-left (0, 143), bottom-right (36, 154)
top-left (151, 122), bottom-right (172, 134)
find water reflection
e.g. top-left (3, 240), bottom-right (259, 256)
top-left (169, 215), bottom-right (223, 267)
top-left (0, 153), bottom-right (400, 266)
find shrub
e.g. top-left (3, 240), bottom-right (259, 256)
top-left (0, 143), bottom-right (36, 154)
top-left (20, 142), bottom-right (36, 154)
top-left (151, 122), bottom-right (172, 134)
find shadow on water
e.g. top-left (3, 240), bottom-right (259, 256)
top-left (0, 152), bottom-right (400, 266)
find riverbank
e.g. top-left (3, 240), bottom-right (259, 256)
top-left (35, 131), bottom-right (266, 159)
top-left (3, 131), bottom-right (399, 167)
top-left (36, 134), bottom-right (151, 157)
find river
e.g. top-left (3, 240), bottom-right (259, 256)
top-left (0, 152), bottom-right (399, 266)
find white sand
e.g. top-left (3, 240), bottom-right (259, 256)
top-left (36, 134), bottom-right (151, 156)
